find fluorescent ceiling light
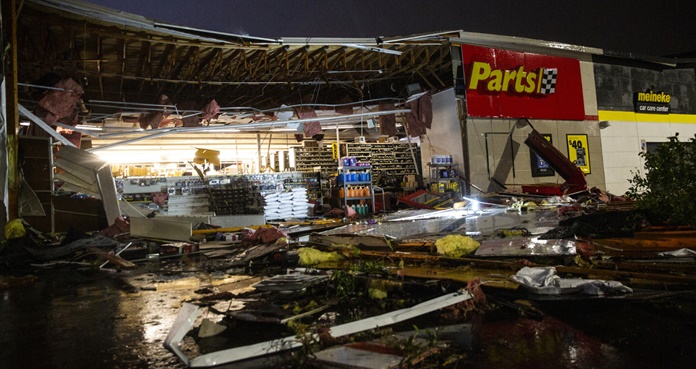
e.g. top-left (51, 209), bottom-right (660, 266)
top-left (211, 128), bottom-right (241, 132)
top-left (323, 125), bottom-right (357, 130)
top-left (75, 125), bottom-right (105, 131)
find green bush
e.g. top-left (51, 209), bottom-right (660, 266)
top-left (626, 133), bottom-right (696, 227)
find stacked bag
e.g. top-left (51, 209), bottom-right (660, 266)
top-left (289, 187), bottom-right (309, 218)
top-left (263, 187), bottom-right (310, 220)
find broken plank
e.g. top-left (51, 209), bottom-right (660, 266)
top-left (96, 165), bottom-right (121, 225)
top-left (86, 247), bottom-right (137, 269)
top-left (554, 266), bottom-right (696, 285)
top-left (393, 265), bottom-right (518, 289)
top-left (191, 225), bottom-right (262, 235)
top-left (308, 233), bottom-right (392, 249)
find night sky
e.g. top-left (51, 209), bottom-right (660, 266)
top-left (84, 0), bottom-right (696, 57)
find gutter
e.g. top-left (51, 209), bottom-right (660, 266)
top-left (450, 31), bottom-right (681, 67)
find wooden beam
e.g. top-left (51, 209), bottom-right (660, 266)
top-left (20, 9), bottom-right (253, 51)
top-left (120, 38), bottom-right (126, 98)
top-left (155, 44), bottom-right (176, 79)
top-left (327, 47), bottom-right (346, 70)
top-left (97, 36), bottom-right (104, 99)
top-left (249, 50), bottom-right (267, 77)
top-left (2, 0), bottom-right (20, 220)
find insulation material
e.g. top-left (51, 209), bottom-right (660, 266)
top-left (297, 247), bottom-right (344, 265)
top-left (37, 78), bottom-right (84, 125)
top-left (58, 112), bottom-right (83, 147)
top-left (139, 111), bottom-right (164, 129)
top-left (5, 219), bottom-right (26, 240)
top-left (139, 95), bottom-right (172, 129)
top-left (178, 101), bottom-right (200, 127)
top-left (405, 100), bottom-right (426, 137)
top-left (404, 92), bottom-right (433, 137)
top-left (335, 96), bottom-right (354, 115)
top-left (419, 91), bottom-right (433, 128)
top-left (243, 226), bottom-right (288, 244)
top-left (296, 108), bottom-right (322, 137)
top-left (378, 102), bottom-right (397, 136)
top-left (435, 234), bottom-right (480, 257)
top-left (201, 99), bottom-right (220, 122)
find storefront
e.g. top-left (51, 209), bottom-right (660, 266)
top-left (428, 42), bottom-right (606, 195)
top-left (593, 60), bottom-right (696, 195)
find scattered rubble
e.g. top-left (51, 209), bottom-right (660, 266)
top-left (1, 185), bottom-right (695, 367)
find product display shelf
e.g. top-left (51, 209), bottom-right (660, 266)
top-left (120, 172), bottom-right (305, 216)
top-left (346, 142), bottom-right (420, 183)
top-left (337, 165), bottom-right (375, 215)
top-left (293, 146), bottom-right (338, 176)
top-left (427, 163), bottom-right (461, 195)
top-left (344, 143), bottom-right (372, 164)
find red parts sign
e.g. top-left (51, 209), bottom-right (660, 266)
top-left (468, 62), bottom-right (557, 95)
top-left (462, 45), bottom-right (585, 120)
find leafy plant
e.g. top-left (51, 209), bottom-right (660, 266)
top-left (626, 133), bottom-right (696, 226)
top-left (349, 259), bottom-right (386, 274)
top-left (286, 320), bottom-right (319, 368)
top-left (330, 270), bottom-right (356, 298)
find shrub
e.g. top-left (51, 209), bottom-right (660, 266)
top-left (626, 133), bottom-right (696, 227)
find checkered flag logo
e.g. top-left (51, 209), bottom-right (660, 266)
top-left (539, 68), bottom-right (558, 94)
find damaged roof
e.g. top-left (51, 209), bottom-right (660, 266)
top-left (17, 0), bottom-right (455, 117)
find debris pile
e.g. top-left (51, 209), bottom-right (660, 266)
top-left (2, 183), bottom-right (695, 368)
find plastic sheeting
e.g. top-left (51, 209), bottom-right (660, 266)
top-left (510, 266), bottom-right (633, 295)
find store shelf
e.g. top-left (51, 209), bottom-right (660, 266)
top-left (338, 165), bottom-right (375, 215)
top-left (292, 146), bottom-right (338, 177)
top-left (345, 142), bottom-right (419, 184)
top-left (427, 162), bottom-right (461, 196)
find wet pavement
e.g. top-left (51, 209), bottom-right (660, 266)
top-left (2, 255), bottom-right (695, 369)
top-left (1, 267), bottom-right (188, 369)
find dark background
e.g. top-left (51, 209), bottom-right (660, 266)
top-left (84, 0), bottom-right (696, 57)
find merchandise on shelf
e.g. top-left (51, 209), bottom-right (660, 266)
top-left (337, 164), bottom-right (375, 215)
top-left (426, 158), bottom-right (461, 196)
top-left (345, 142), bottom-right (420, 184)
top-left (263, 187), bottom-right (311, 220)
top-left (291, 146), bottom-right (338, 177)
top-left (119, 172), bottom-right (307, 216)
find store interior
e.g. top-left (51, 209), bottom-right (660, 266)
top-left (19, 96), bottom-right (466, 233)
